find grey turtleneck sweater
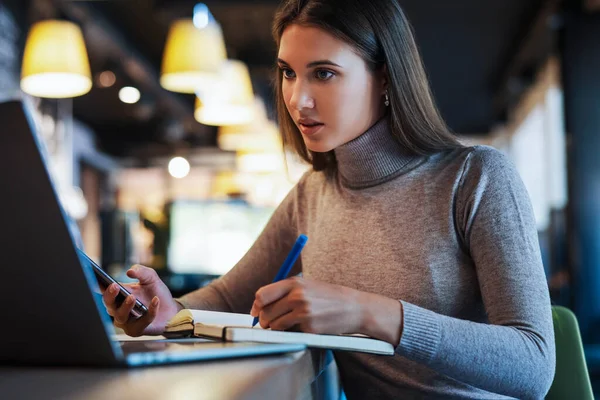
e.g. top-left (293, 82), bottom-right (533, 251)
top-left (178, 117), bottom-right (556, 399)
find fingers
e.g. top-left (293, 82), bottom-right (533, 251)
top-left (102, 283), bottom-right (136, 325)
top-left (258, 297), bottom-right (294, 329)
top-left (126, 264), bottom-right (159, 285)
top-left (252, 277), bottom-right (299, 314)
top-left (101, 265), bottom-right (162, 337)
top-left (119, 297), bottom-right (160, 337)
top-left (267, 310), bottom-right (300, 331)
top-left (102, 283), bottom-right (121, 315)
top-left (113, 294), bottom-right (136, 325)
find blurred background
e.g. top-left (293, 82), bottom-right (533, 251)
top-left (0, 0), bottom-right (599, 394)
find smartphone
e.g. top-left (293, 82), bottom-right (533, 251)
top-left (77, 249), bottom-right (148, 319)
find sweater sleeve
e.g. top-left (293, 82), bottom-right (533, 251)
top-left (176, 175), bottom-right (305, 314)
top-left (396, 146), bottom-right (556, 399)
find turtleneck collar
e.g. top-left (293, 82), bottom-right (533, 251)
top-left (333, 116), bottom-right (425, 189)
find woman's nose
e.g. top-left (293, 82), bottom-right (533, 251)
top-left (289, 82), bottom-right (315, 110)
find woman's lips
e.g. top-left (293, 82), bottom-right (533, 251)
top-left (298, 123), bottom-right (324, 136)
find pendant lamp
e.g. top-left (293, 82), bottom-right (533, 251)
top-left (21, 20), bottom-right (92, 98)
top-left (160, 19), bottom-right (227, 94)
top-left (194, 60), bottom-right (255, 126)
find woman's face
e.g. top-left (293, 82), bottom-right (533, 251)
top-left (278, 24), bottom-right (387, 153)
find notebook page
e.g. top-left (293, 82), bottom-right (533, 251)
top-left (187, 309), bottom-right (255, 327)
top-left (220, 327), bottom-right (394, 355)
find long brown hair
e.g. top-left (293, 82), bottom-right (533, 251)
top-left (272, 0), bottom-right (464, 172)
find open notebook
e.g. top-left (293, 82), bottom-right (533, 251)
top-left (164, 309), bottom-right (395, 356)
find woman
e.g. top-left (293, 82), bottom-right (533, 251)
top-left (103, 0), bottom-right (555, 398)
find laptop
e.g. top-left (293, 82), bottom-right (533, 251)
top-left (0, 99), bottom-right (305, 367)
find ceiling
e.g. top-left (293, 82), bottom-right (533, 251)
top-left (14, 0), bottom-right (556, 158)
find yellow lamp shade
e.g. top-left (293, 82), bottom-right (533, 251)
top-left (194, 60), bottom-right (255, 126)
top-left (21, 20), bottom-right (92, 98)
top-left (160, 19), bottom-right (227, 93)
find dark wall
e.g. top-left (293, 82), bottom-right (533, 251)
top-left (561, 2), bottom-right (600, 346)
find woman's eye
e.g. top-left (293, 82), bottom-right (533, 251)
top-left (315, 69), bottom-right (334, 81)
top-left (281, 68), bottom-right (296, 79)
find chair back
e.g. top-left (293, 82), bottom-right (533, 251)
top-left (546, 305), bottom-right (594, 400)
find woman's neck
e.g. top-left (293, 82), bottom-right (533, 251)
top-left (333, 116), bottom-right (424, 189)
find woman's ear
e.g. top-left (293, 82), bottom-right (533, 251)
top-left (381, 64), bottom-right (390, 92)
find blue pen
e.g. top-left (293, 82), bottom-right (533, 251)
top-left (252, 234), bottom-right (308, 327)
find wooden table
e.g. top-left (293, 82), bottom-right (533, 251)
top-left (0, 349), bottom-right (340, 400)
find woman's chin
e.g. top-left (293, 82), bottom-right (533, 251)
top-left (304, 140), bottom-right (336, 153)
top-left (307, 146), bottom-right (334, 153)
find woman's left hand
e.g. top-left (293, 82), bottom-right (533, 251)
top-left (250, 276), bottom-right (363, 334)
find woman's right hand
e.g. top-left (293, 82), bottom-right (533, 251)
top-left (102, 264), bottom-right (182, 336)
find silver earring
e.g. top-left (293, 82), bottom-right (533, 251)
top-left (384, 91), bottom-right (390, 107)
